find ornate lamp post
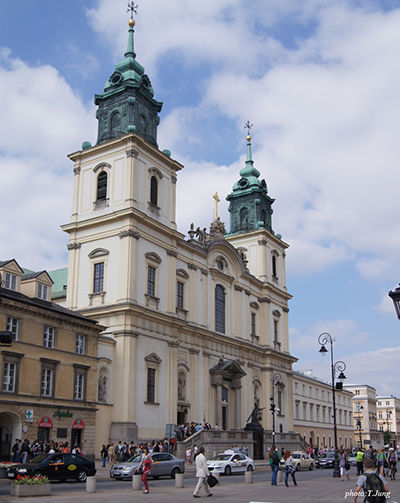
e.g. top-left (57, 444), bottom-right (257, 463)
top-left (270, 373), bottom-right (282, 446)
top-left (318, 332), bottom-right (347, 478)
top-left (389, 285), bottom-right (400, 320)
top-left (355, 403), bottom-right (364, 448)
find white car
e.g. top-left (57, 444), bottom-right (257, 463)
top-left (207, 453), bottom-right (255, 475)
top-left (290, 452), bottom-right (314, 471)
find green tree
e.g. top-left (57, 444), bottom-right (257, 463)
top-left (383, 430), bottom-right (391, 446)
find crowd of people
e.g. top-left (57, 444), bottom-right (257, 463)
top-left (175, 421), bottom-right (214, 441)
top-left (11, 438), bottom-right (83, 463)
top-left (100, 438), bottom-right (174, 468)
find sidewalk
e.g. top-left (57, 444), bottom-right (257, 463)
top-left (1, 462), bottom-right (399, 503)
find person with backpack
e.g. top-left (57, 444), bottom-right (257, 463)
top-left (269, 445), bottom-right (281, 486)
top-left (387, 448), bottom-right (397, 480)
top-left (353, 458), bottom-right (389, 503)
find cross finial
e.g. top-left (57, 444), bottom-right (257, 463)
top-left (213, 192), bottom-right (220, 220)
top-left (244, 120), bottom-right (253, 135)
top-left (127, 2), bottom-right (138, 18)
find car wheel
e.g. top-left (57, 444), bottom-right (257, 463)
top-left (247, 465), bottom-right (253, 472)
top-left (32, 470), bottom-right (44, 478)
top-left (309, 463), bottom-right (314, 471)
top-left (76, 469), bottom-right (87, 482)
top-left (171, 467), bottom-right (180, 479)
top-left (225, 465), bottom-right (232, 476)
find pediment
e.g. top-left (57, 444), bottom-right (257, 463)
top-left (145, 352), bottom-right (162, 364)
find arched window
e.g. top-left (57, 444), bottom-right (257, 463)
top-left (240, 207), bottom-right (248, 229)
top-left (150, 176), bottom-right (158, 206)
top-left (215, 284), bottom-right (225, 334)
top-left (97, 172), bottom-right (107, 200)
top-left (272, 255), bottom-right (277, 277)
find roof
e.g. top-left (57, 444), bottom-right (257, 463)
top-left (48, 267), bottom-right (68, 299)
top-left (1, 287), bottom-right (99, 327)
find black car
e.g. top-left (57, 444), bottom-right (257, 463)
top-left (315, 452), bottom-right (336, 469)
top-left (6, 453), bottom-right (96, 482)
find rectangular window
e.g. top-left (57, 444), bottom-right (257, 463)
top-left (378, 412), bottom-right (383, 419)
top-left (309, 386), bottom-right (312, 397)
top-left (41, 368), bottom-right (53, 397)
top-left (377, 401), bottom-right (382, 405)
top-left (251, 313), bottom-right (256, 335)
top-left (74, 373), bottom-right (85, 400)
top-left (323, 408), bottom-right (326, 422)
top-left (147, 266), bottom-right (156, 297)
top-left (93, 262), bottom-right (104, 293)
top-left (316, 406), bottom-right (320, 421)
top-left (386, 412), bottom-right (391, 419)
top-left (76, 334), bottom-right (85, 355)
top-left (309, 404), bottom-right (313, 421)
top-left (2, 362), bottom-right (16, 392)
top-left (355, 390), bottom-right (360, 395)
top-left (147, 368), bottom-right (156, 403)
top-left (4, 273), bottom-right (17, 291)
top-left (6, 317), bottom-right (19, 341)
top-left (295, 402), bottom-right (299, 419)
top-left (277, 390), bottom-right (282, 414)
top-left (386, 401), bottom-right (390, 405)
top-left (44, 326), bottom-right (54, 348)
top-left (177, 281), bottom-right (184, 309)
top-left (294, 382), bottom-right (298, 394)
top-left (37, 283), bottom-right (48, 300)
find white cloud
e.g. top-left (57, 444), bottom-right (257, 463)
top-left (0, 49), bottom-right (96, 270)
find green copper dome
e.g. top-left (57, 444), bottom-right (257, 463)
top-left (94, 20), bottom-right (162, 147)
top-left (226, 134), bottom-right (274, 235)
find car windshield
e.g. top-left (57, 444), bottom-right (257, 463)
top-left (28, 454), bottom-right (51, 464)
top-left (292, 454), bottom-right (300, 459)
top-left (127, 455), bottom-right (142, 463)
top-left (211, 455), bottom-right (231, 461)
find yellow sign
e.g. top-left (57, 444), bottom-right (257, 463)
top-left (67, 464), bottom-right (77, 471)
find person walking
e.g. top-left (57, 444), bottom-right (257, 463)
top-left (108, 442), bottom-right (115, 465)
top-left (339, 449), bottom-right (350, 481)
top-left (283, 450), bottom-right (298, 487)
top-left (269, 445), bottom-right (280, 486)
top-left (137, 445), bottom-right (152, 494)
top-left (375, 448), bottom-right (386, 476)
top-left (355, 448), bottom-right (364, 476)
top-left (100, 444), bottom-right (108, 467)
top-left (193, 446), bottom-right (212, 498)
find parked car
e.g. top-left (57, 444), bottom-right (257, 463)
top-left (110, 453), bottom-right (185, 480)
top-left (316, 452), bottom-right (336, 468)
top-left (347, 454), bottom-right (357, 466)
top-left (207, 453), bottom-right (254, 475)
top-left (289, 452), bottom-right (314, 471)
top-left (6, 453), bottom-right (96, 482)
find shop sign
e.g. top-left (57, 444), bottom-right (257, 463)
top-left (72, 418), bottom-right (84, 429)
top-left (38, 416), bottom-right (53, 428)
top-left (53, 409), bottom-right (73, 419)
top-left (25, 409), bottom-right (33, 423)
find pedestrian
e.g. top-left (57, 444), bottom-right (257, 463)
top-left (269, 445), bottom-right (280, 486)
top-left (108, 442), bottom-right (115, 465)
top-left (355, 448), bottom-right (364, 476)
top-left (353, 458), bottom-right (388, 503)
top-left (100, 444), bottom-right (108, 467)
top-left (21, 439), bottom-right (30, 464)
top-left (339, 449), bottom-right (350, 481)
top-left (186, 446), bottom-right (192, 464)
top-left (283, 450), bottom-right (298, 487)
top-left (193, 446), bottom-right (212, 498)
top-left (61, 441), bottom-right (69, 453)
top-left (12, 439), bottom-right (20, 463)
top-left (375, 448), bottom-right (386, 476)
top-left (137, 445), bottom-right (152, 494)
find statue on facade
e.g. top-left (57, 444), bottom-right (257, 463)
top-left (178, 374), bottom-right (186, 401)
top-left (98, 375), bottom-right (108, 403)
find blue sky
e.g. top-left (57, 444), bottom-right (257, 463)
top-left (1, 0), bottom-right (400, 397)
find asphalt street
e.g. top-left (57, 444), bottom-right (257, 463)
top-left (0, 460), bottom-right (399, 502)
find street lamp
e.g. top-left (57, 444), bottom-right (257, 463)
top-left (355, 403), bottom-right (364, 448)
top-left (318, 332), bottom-right (347, 478)
top-left (270, 373), bottom-right (282, 447)
top-left (388, 284), bottom-right (400, 320)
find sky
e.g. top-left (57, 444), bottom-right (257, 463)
top-left (1, 0), bottom-right (400, 397)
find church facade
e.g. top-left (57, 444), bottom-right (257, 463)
top-left (61, 18), bottom-right (297, 453)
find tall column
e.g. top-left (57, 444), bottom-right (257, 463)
top-left (167, 341), bottom-right (179, 424)
top-left (216, 384), bottom-right (222, 428)
top-left (235, 385), bottom-right (242, 429)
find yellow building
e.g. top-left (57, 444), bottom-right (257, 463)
top-left (0, 259), bottom-right (104, 459)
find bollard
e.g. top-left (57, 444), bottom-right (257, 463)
top-left (245, 470), bottom-right (253, 484)
top-left (175, 473), bottom-right (184, 488)
top-left (277, 469), bottom-right (282, 483)
top-left (86, 476), bottom-right (96, 493)
top-left (132, 474), bottom-right (142, 490)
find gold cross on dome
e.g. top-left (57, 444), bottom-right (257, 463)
top-left (213, 192), bottom-right (220, 220)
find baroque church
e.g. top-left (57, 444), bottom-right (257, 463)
top-left (61, 16), bottom-right (297, 452)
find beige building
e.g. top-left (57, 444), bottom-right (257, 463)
top-left (0, 259), bottom-right (104, 459)
top-left (58, 19), bottom-right (299, 456)
top-left (293, 370), bottom-right (354, 450)
top-left (377, 395), bottom-right (400, 447)
top-left (345, 384), bottom-right (379, 448)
